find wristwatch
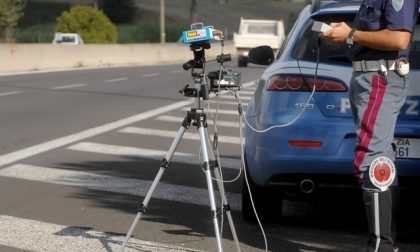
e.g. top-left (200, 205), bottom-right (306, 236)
top-left (346, 28), bottom-right (356, 47)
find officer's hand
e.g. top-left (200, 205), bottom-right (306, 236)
top-left (320, 22), bottom-right (352, 44)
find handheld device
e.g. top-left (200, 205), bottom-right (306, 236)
top-left (311, 21), bottom-right (332, 32)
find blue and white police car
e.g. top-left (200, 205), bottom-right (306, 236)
top-left (242, 0), bottom-right (420, 220)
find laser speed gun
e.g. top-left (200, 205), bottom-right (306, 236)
top-left (182, 23), bottom-right (223, 44)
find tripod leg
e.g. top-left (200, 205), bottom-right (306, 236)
top-left (119, 125), bottom-right (187, 252)
top-left (198, 126), bottom-right (224, 252)
top-left (204, 129), bottom-right (241, 252)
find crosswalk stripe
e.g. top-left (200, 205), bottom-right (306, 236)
top-left (216, 95), bottom-right (251, 101)
top-left (0, 164), bottom-right (241, 210)
top-left (207, 100), bottom-right (248, 106)
top-left (67, 142), bottom-right (241, 170)
top-left (155, 115), bottom-right (244, 128)
top-left (0, 215), bottom-right (204, 252)
top-left (242, 85), bottom-right (257, 90)
top-left (239, 91), bottom-right (255, 95)
top-left (181, 107), bottom-right (239, 115)
top-left (119, 127), bottom-right (242, 145)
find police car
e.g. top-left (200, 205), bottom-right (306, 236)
top-left (242, 0), bottom-right (420, 219)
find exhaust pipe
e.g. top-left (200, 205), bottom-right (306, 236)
top-left (300, 179), bottom-right (315, 194)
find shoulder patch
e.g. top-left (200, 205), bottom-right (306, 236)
top-left (392, 0), bottom-right (404, 12)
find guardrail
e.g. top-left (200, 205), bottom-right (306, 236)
top-left (0, 42), bottom-right (236, 74)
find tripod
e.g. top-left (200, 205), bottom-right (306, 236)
top-left (119, 43), bottom-right (241, 252)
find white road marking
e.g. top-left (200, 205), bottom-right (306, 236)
top-left (217, 95), bottom-right (252, 101)
top-left (52, 83), bottom-right (86, 90)
top-left (141, 73), bottom-right (160, 77)
top-left (155, 115), bottom-right (244, 128)
top-left (119, 127), bottom-right (241, 144)
top-left (181, 107), bottom-right (239, 115)
top-left (207, 100), bottom-right (248, 106)
top-left (239, 90), bottom-right (255, 95)
top-left (67, 142), bottom-right (241, 170)
top-left (0, 91), bottom-right (21, 96)
top-left (0, 164), bottom-right (241, 210)
top-left (105, 77), bottom-right (128, 83)
top-left (0, 100), bottom-right (193, 168)
top-left (242, 85), bottom-right (257, 90)
top-left (0, 215), bottom-right (204, 252)
top-left (0, 82), bottom-right (255, 168)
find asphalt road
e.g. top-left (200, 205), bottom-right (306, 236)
top-left (0, 61), bottom-right (419, 252)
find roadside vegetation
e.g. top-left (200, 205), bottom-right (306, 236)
top-left (7, 0), bottom-right (304, 44)
top-left (55, 5), bottom-right (117, 43)
top-left (12, 0), bottom-right (187, 44)
top-left (0, 0), bottom-right (27, 42)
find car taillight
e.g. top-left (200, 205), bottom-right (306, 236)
top-left (267, 74), bottom-right (347, 92)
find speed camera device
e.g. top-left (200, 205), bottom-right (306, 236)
top-left (182, 23), bottom-right (224, 44)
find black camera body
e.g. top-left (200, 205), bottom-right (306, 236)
top-left (208, 69), bottom-right (241, 93)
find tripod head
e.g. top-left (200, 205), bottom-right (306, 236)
top-left (182, 42), bottom-right (211, 71)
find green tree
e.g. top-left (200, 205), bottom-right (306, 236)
top-left (0, 0), bottom-right (26, 42)
top-left (102, 0), bottom-right (136, 24)
top-left (55, 5), bottom-right (117, 44)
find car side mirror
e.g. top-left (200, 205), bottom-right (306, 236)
top-left (248, 46), bottom-right (275, 65)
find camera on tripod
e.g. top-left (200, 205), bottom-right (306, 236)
top-left (180, 23), bottom-right (241, 99)
top-left (120, 23), bottom-right (243, 252)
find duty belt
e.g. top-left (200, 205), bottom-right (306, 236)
top-left (352, 59), bottom-right (396, 72)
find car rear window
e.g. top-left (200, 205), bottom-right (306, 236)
top-left (292, 14), bottom-right (420, 69)
top-left (292, 14), bottom-right (355, 66)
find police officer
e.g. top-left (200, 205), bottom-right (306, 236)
top-left (321, 0), bottom-right (418, 251)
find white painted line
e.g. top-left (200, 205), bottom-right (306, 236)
top-left (105, 77), bottom-right (128, 83)
top-left (119, 127), bottom-right (241, 144)
top-left (0, 82), bottom-right (255, 168)
top-left (0, 164), bottom-right (241, 210)
top-left (67, 142), bottom-right (241, 170)
top-left (181, 107), bottom-right (239, 115)
top-left (0, 215), bottom-right (205, 252)
top-left (242, 85), bottom-right (257, 90)
top-left (155, 115), bottom-right (244, 128)
top-left (141, 73), bottom-right (160, 77)
top-left (239, 90), bottom-right (255, 95)
top-left (0, 100), bottom-right (193, 168)
top-left (0, 91), bottom-right (21, 97)
top-left (207, 100), bottom-right (248, 106)
top-left (217, 95), bottom-right (252, 101)
top-left (52, 83), bottom-right (86, 90)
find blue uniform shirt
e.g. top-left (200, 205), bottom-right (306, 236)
top-left (349, 0), bottom-right (419, 61)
